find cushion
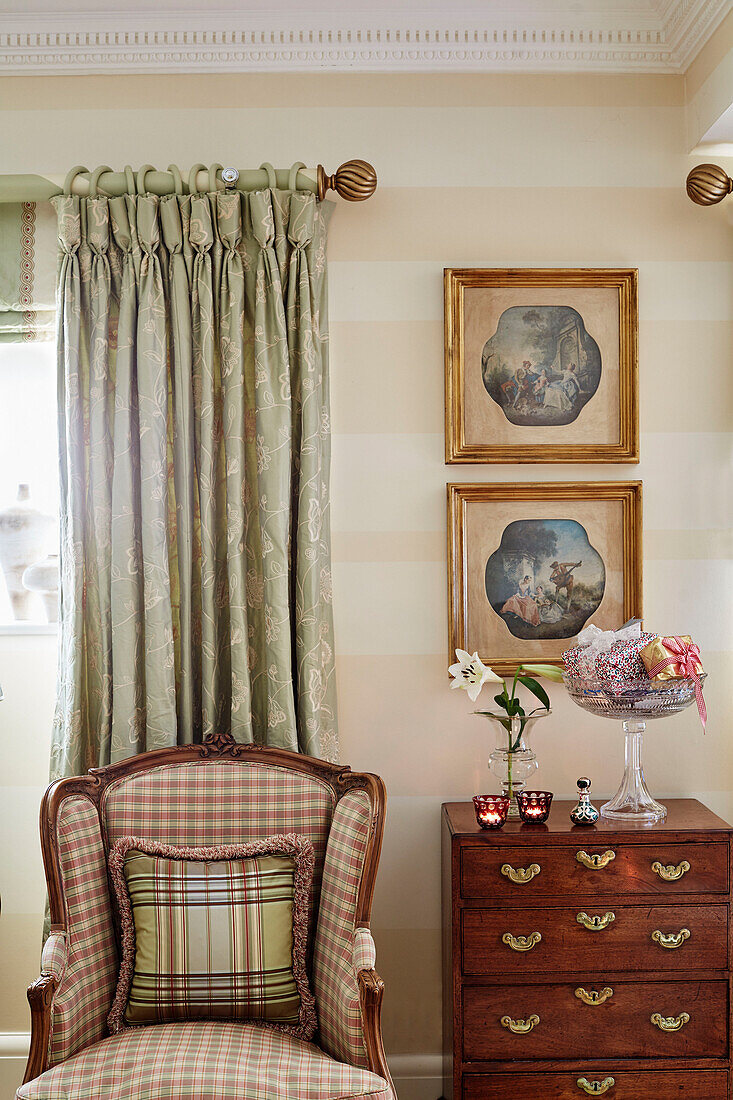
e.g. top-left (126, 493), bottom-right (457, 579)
top-left (107, 834), bottom-right (316, 1040)
top-left (16, 1021), bottom-right (393, 1100)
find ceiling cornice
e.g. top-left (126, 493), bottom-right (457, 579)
top-left (0, 0), bottom-right (730, 75)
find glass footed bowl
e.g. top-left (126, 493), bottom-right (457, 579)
top-left (563, 673), bottom-right (706, 825)
top-left (564, 674), bottom-right (705, 720)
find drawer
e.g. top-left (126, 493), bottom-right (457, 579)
top-left (462, 904), bottom-right (728, 974)
top-left (461, 843), bottom-right (729, 899)
top-left (463, 1069), bottom-right (728, 1099)
top-left (463, 980), bottom-right (728, 1061)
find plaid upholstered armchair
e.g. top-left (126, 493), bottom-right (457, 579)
top-left (18, 736), bottom-right (395, 1100)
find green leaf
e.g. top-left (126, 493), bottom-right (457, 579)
top-left (520, 663), bottom-right (564, 683)
top-left (517, 675), bottom-right (550, 711)
top-left (475, 710), bottom-right (512, 733)
top-left (494, 693), bottom-right (508, 710)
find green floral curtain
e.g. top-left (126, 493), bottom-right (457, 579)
top-left (50, 181), bottom-right (338, 777)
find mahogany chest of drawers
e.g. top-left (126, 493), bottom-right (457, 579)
top-left (442, 799), bottom-right (733, 1099)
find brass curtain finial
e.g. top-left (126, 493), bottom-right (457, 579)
top-left (317, 159), bottom-right (378, 202)
top-left (686, 163), bottom-right (733, 206)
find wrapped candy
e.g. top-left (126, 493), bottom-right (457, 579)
top-left (640, 635), bottom-right (703, 682)
top-left (563, 622), bottom-right (656, 693)
top-left (640, 635), bottom-right (706, 730)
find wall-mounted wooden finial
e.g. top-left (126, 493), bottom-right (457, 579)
top-left (317, 159), bottom-right (378, 202)
top-left (686, 163), bottom-right (733, 206)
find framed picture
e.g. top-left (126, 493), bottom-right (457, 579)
top-left (448, 481), bottom-right (643, 675)
top-left (444, 268), bottom-right (638, 463)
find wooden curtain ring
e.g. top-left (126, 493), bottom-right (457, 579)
top-left (259, 162), bottom-right (277, 190)
top-left (208, 163), bottom-right (223, 192)
top-left (188, 163), bottom-right (206, 195)
top-left (63, 165), bottom-right (89, 196)
top-left (89, 165), bottom-right (112, 198)
top-left (167, 164), bottom-right (184, 195)
top-left (289, 161), bottom-right (306, 191)
top-left (136, 165), bottom-right (156, 196)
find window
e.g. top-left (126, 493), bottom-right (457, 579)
top-left (0, 341), bottom-right (59, 628)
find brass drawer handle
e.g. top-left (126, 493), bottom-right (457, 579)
top-left (500, 1013), bottom-right (539, 1034)
top-left (501, 862), bottom-right (541, 884)
top-left (575, 986), bottom-right (614, 1007)
top-left (576, 849), bottom-right (616, 870)
top-left (652, 859), bottom-right (690, 882)
top-left (577, 911), bottom-right (616, 932)
top-left (577, 1079), bottom-right (615, 1097)
top-left (651, 1011), bottom-right (690, 1032)
top-left (502, 931), bottom-right (542, 953)
top-left (652, 927), bottom-right (691, 950)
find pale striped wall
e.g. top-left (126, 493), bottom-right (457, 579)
top-left (0, 71), bottom-right (732, 1097)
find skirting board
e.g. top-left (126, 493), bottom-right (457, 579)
top-left (0, 1033), bottom-right (28, 1100)
top-left (389, 1054), bottom-right (444, 1100)
top-left (0, 1036), bottom-right (442, 1100)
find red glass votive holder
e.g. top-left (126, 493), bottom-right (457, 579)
top-left (473, 795), bottom-right (510, 830)
top-left (517, 790), bottom-right (554, 824)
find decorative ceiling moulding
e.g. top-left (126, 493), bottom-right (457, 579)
top-left (0, 0), bottom-right (729, 74)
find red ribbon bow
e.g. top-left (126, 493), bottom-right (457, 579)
top-left (649, 636), bottom-right (706, 731)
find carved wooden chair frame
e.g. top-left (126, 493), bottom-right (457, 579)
top-left (25, 734), bottom-right (393, 1094)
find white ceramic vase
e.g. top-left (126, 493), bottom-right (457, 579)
top-left (22, 552), bottom-right (60, 623)
top-left (0, 485), bottom-right (55, 621)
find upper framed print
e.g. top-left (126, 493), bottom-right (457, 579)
top-left (444, 268), bottom-right (639, 463)
top-left (448, 481), bottom-right (643, 675)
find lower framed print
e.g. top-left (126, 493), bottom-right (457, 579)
top-left (448, 481), bottom-right (643, 675)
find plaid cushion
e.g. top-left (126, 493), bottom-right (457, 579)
top-left (17, 1021), bottom-right (393, 1100)
top-left (48, 796), bottom-right (119, 1067)
top-left (102, 762), bottom-right (335, 929)
top-left (312, 790), bottom-right (373, 1067)
top-left (107, 835), bottom-right (316, 1039)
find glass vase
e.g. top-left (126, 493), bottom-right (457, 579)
top-left (481, 711), bottom-right (549, 818)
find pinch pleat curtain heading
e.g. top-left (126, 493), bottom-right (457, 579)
top-left (50, 165), bottom-right (338, 777)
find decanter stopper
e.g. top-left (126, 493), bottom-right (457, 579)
top-left (570, 776), bottom-right (599, 826)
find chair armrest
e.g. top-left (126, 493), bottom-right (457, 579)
top-left (354, 929), bottom-right (395, 1095)
top-left (23, 932), bottom-right (67, 1084)
top-left (41, 931), bottom-right (68, 984)
top-left (353, 926), bottom-right (377, 976)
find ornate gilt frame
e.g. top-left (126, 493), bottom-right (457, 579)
top-left (444, 268), bottom-right (639, 463)
top-left (24, 737), bottom-right (394, 1095)
top-left (447, 481), bottom-right (643, 676)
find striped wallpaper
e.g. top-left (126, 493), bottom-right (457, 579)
top-left (0, 65), bottom-right (732, 1094)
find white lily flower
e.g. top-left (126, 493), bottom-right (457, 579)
top-left (449, 649), bottom-right (503, 702)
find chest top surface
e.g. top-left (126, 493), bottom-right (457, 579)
top-left (443, 799), bottom-right (733, 843)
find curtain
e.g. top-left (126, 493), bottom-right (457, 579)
top-left (50, 182), bottom-right (338, 777)
top-left (0, 202), bottom-right (56, 342)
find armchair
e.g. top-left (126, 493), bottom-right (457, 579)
top-left (18, 735), bottom-right (395, 1100)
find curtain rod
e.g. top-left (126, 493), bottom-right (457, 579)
top-left (686, 163), bottom-right (733, 206)
top-left (0, 160), bottom-right (377, 204)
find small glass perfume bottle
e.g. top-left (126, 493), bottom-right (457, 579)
top-left (570, 777), bottom-right (599, 826)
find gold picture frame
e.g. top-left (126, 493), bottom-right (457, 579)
top-left (445, 268), bottom-right (639, 463)
top-left (448, 481), bottom-right (643, 675)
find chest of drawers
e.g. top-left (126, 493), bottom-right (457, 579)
top-left (442, 799), bottom-right (733, 1099)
